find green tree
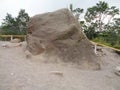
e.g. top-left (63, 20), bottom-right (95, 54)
top-left (69, 1), bottom-right (120, 49)
top-left (113, 18), bottom-right (120, 35)
top-left (16, 9), bottom-right (30, 34)
top-left (84, 1), bottom-right (119, 41)
top-left (85, 1), bottom-right (119, 32)
top-left (0, 9), bottom-right (29, 35)
top-left (69, 4), bottom-right (83, 20)
top-left (0, 13), bottom-right (18, 35)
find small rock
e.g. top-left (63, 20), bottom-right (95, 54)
top-left (11, 38), bottom-right (21, 43)
top-left (115, 66), bottom-right (120, 71)
top-left (114, 66), bottom-right (120, 77)
top-left (50, 71), bottom-right (63, 77)
top-left (1, 44), bottom-right (9, 48)
top-left (10, 73), bottom-right (14, 76)
top-left (25, 50), bottom-right (32, 58)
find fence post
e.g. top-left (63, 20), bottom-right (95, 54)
top-left (11, 35), bottom-right (13, 41)
top-left (94, 44), bottom-right (97, 54)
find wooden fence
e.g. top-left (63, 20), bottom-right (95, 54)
top-left (0, 35), bottom-right (26, 41)
top-left (0, 35), bottom-right (120, 52)
top-left (90, 41), bottom-right (120, 52)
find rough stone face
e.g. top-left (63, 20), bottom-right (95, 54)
top-left (26, 8), bottom-right (100, 70)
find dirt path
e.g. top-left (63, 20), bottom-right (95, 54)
top-left (0, 41), bottom-right (120, 90)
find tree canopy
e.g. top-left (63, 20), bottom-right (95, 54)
top-left (0, 9), bottom-right (29, 35)
top-left (69, 1), bottom-right (120, 49)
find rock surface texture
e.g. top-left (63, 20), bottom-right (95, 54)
top-left (26, 8), bottom-right (100, 70)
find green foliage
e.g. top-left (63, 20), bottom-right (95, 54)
top-left (69, 4), bottom-right (73, 11)
top-left (69, 4), bottom-right (83, 20)
top-left (0, 9), bottom-right (29, 35)
top-left (16, 9), bottom-right (29, 35)
top-left (84, 23), bottom-right (99, 39)
top-left (92, 29), bottom-right (120, 49)
top-left (113, 45), bottom-right (120, 49)
top-left (70, 1), bottom-right (120, 49)
top-left (84, 1), bottom-right (119, 36)
top-left (92, 38), bottom-right (112, 46)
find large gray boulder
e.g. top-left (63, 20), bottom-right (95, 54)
top-left (26, 8), bottom-right (100, 70)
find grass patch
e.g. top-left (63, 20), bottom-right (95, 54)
top-left (92, 38), bottom-right (120, 50)
top-left (92, 38), bottom-right (111, 46)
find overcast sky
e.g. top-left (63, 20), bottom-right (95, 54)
top-left (0, 0), bottom-right (120, 24)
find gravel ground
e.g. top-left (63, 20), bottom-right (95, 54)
top-left (0, 41), bottom-right (120, 90)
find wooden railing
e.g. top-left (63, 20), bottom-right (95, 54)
top-left (0, 35), bottom-right (120, 52)
top-left (90, 41), bottom-right (120, 52)
top-left (0, 35), bottom-right (26, 41)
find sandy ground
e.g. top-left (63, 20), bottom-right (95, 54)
top-left (0, 41), bottom-right (120, 90)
